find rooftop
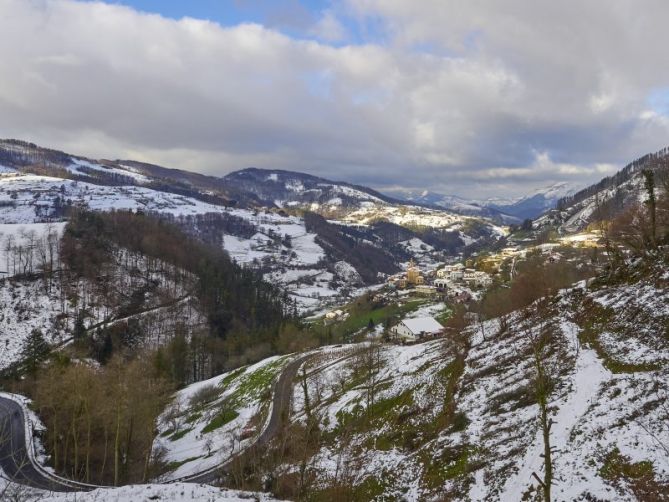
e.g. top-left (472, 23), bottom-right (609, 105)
top-left (402, 317), bottom-right (444, 335)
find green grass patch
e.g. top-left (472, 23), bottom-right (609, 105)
top-left (168, 427), bottom-right (193, 442)
top-left (164, 455), bottom-right (202, 472)
top-left (201, 409), bottom-right (239, 434)
top-left (317, 296), bottom-right (425, 342)
top-left (221, 366), bottom-right (246, 388)
top-left (226, 357), bottom-right (287, 408)
top-left (420, 445), bottom-right (471, 489)
top-left (185, 412), bottom-right (203, 424)
top-left (600, 447), bottom-right (654, 481)
top-left (575, 298), bottom-right (661, 373)
top-left (598, 446), bottom-right (666, 500)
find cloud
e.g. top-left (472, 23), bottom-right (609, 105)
top-left (310, 10), bottom-right (348, 42)
top-left (0, 0), bottom-right (668, 198)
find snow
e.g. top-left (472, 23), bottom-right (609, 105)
top-left (401, 316), bottom-right (443, 335)
top-left (0, 222), bottom-right (67, 276)
top-left (0, 481), bottom-right (282, 501)
top-left (501, 344), bottom-right (612, 500)
top-left (66, 159), bottom-right (150, 184)
top-left (155, 356), bottom-right (292, 480)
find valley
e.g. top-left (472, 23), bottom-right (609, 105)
top-left (0, 140), bottom-right (667, 501)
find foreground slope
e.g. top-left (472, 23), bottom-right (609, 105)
top-left (260, 258), bottom-right (669, 500)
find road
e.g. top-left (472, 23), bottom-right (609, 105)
top-left (0, 353), bottom-right (314, 490)
top-left (0, 398), bottom-right (77, 491)
top-left (182, 353), bottom-right (313, 484)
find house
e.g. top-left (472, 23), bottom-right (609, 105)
top-left (434, 278), bottom-right (449, 291)
top-left (462, 269), bottom-right (493, 288)
top-left (390, 316), bottom-right (444, 342)
top-left (324, 309), bottom-right (346, 321)
top-left (449, 269), bottom-right (465, 281)
top-left (415, 285), bottom-right (437, 296)
top-left (406, 259), bottom-right (425, 286)
top-left (437, 263), bottom-right (464, 278)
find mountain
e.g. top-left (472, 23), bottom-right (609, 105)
top-left (0, 139), bottom-right (509, 315)
top-left (153, 252), bottom-right (669, 500)
top-left (535, 147), bottom-right (669, 233)
top-left (486, 181), bottom-right (578, 220)
top-left (384, 189), bottom-right (520, 223)
top-left (222, 167), bottom-right (403, 213)
top-left (387, 182), bottom-right (577, 222)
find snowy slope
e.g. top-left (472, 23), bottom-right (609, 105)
top-left (0, 480), bottom-right (282, 501)
top-left (154, 355), bottom-right (293, 480)
top-left (269, 261), bottom-right (669, 500)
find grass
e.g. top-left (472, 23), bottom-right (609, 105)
top-left (164, 455), bottom-right (202, 472)
top-left (226, 356), bottom-right (287, 408)
top-left (598, 446), bottom-right (668, 498)
top-left (420, 445), bottom-right (471, 490)
top-left (318, 296), bottom-right (425, 341)
top-left (575, 297), bottom-right (661, 373)
top-left (600, 447), bottom-right (654, 481)
top-left (221, 366), bottom-right (246, 388)
top-left (168, 427), bottom-right (193, 442)
top-left (201, 409), bottom-right (239, 434)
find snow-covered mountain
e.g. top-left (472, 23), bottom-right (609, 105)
top-left (486, 181), bottom-right (578, 220)
top-left (536, 147), bottom-right (669, 233)
top-left (388, 182), bottom-right (578, 221)
top-left (222, 167), bottom-right (401, 213)
top-left (0, 139), bottom-right (510, 314)
top-left (384, 189), bottom-right (519, 223)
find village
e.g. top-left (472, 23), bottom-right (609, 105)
top-left (320, 258), bottom-right (494, 345)
top-left (318, 229), bottom-right (604, 346)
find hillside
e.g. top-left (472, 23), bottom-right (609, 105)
top-left (185, 255), bottom-right (667, 500)
top-left (0, 139), bottom-right (511, 314)
top-left (387, 182), bottom-right (577, 222)
top-left (536, 147), bottom-right (669, 233)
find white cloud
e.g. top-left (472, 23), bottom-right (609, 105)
top-left (310, 10), bottom-right (348, 42)
top-left (0, 0), bottom-right (667, 198)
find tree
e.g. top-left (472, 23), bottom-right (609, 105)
top-left (73, 311), bottom-right (87, 341)
top-left (643, 169), bottom-right (657, 248)
top-left (522, 300), bottom-right (560, 502)
top-left (20, 329), bottom-right (49, 375)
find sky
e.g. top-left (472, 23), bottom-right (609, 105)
top-left (1, 0), bottom-right (669, 198)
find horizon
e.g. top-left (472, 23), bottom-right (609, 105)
top-left (1, 1), bottom-right (668, 198)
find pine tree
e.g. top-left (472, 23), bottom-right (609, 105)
top-left (21, 329), bottom-right (49, 375)
top-left (73, 311), bottom-right (87, 341)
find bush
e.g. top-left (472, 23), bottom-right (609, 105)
top-left (188, 384), bottom-right (221, 408)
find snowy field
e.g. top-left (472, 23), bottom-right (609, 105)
top-left (0, 481), bottom-right (282, 501)
top-left (154, 355), bottom-right (293, 481)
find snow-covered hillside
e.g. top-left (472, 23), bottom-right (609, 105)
top-left (154, 355), bottom-right (294, 480)
top-left (386, 182), bottom-right (577, 221)
top-left (535, 172), bottom-right (645, 233)
top-left (0, 172), bottom-right (368, 313)
top-left (0, 479), bottom-right (282, 501)
top-left (536, 146), bottom-right (669, 233)
top-left (263, 260), bottom-right (669, 500)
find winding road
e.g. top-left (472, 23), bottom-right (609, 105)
top-left (0, 353), bottom-right (314, 492)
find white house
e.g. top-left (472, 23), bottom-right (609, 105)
top-left (434, 278), bottom-right (449, 291)
top-left (449, 270), bottom-right (465, 281)
top-left (390, 317), bottom-right (444, 342)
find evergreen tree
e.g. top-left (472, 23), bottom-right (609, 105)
top-left (21, 329), bottom-right (50, 375)
top-left (73, 311), bottom-right (87, 341)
